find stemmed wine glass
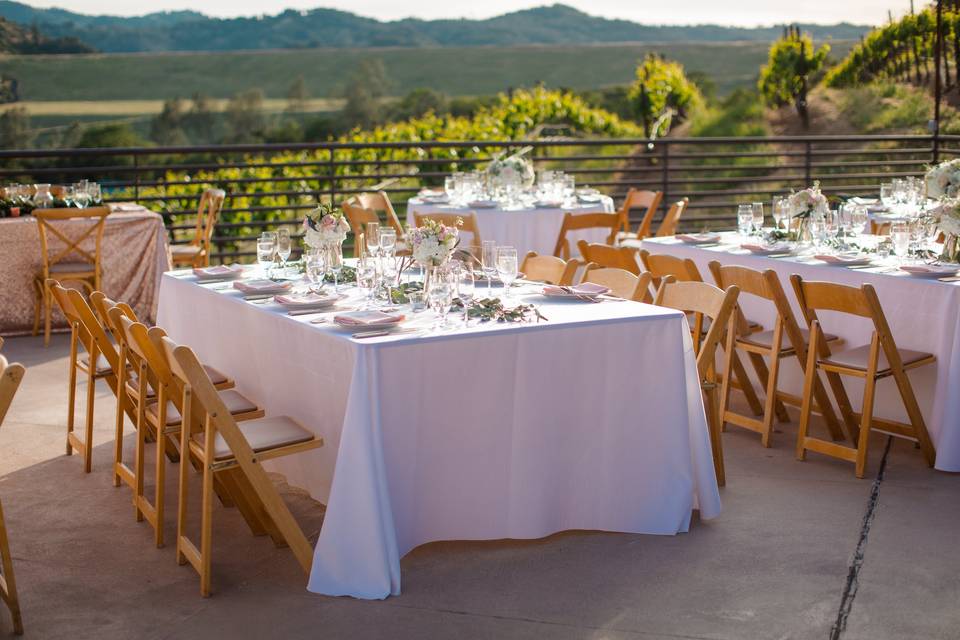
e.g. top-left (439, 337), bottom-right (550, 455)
top-left (457, 261), bottom-right (475, 326)
top-left (891, 221), bottom-right (911, 265)
top-left (737, 204), bottom-right (754, 238)
top-left (304, 250), bottom-right (326, 292)
top-left (366, 221), bottom-right (381, 258)
top-left (61, 185), bottom-right (76, 208)
top-left (481, 240), bottom-right (497, 296)
top-left (496, 246), bottom-right (519, 301)
top-left (257, 232), bottom-right (276, 278)
top-left (772, 196), bottom-right (787, 231)
top-left (379, 228), bottom-right (397, 257)
top-left (427, 269), bottom-right (454, 330)
top-left (73, 183), bottom-right (91, 209)
top-left (327, 241), bottom-right (344, 293)
top-left (751, 202), bottom-right (764, 235)
top-left (276, 228), bottom-right (292, 277)
top-left (357, 258), bottom-right (378, 309)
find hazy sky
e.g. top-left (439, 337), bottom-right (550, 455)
top-left (25, 0), bottom-right (913, 26)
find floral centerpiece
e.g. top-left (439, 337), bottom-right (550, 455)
top-left (408, 217), bottom-right (461, 266)
top-left (925, 159), bottom-right (960, 199)
top-left (302, 202), bottom-right (350, 250)
top-left (933, 199), bottom-right (960, 262)
top-left (784, 182), bottom-right (829, 242)
top-left (486, 151), bottom-right (535, 190)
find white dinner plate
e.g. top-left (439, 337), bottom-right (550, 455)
top-left (467, 200), bottom-right (498, 209)
top-left (899, 264), bottom-right (960, 278)
top-left (333, 311), bottom-right (406, 331)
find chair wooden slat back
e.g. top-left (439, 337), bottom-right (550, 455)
top-left (619, 189), bottom-right (663, 236)
top-left (655, 198), bottom-right (689, 237)
top-left (356, 191), bottom-right (406, 236)
top-left (576, 240), bottom-right (640, 274)
top-left (342, 201), bottom-right (381, 239)
top-left (196, 189), bottom-right (225, 262)
top-left (64, 287), bottom-right (122, 381)
top-left (519, 252), bottom-right (577, 285)
top-left (790, 275), bottom-right (936, 477)
top-left (582, 266), bottom-right (652, 302)
top-left (553, 211), bottom-right (620, 259)
top-left (33, 206), bottom-right (110, 277)
top-left (639, 249), bottom-right (704, 286)
top-left (414, 211), bottom-right (483, 253)
top-left (0, 354), bottom-right (24, 634)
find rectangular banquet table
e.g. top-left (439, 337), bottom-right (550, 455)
top-left (406, 196), bottom-right (615, 256)
top-left (0, 204), bottom-right (170, 336)
top-left (638, 233), bottom-right (960, 472)
top-left (157, 269), bottom-right (721, 599)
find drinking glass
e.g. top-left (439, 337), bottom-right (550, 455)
top-left (275, 228), bottom-right (291, 275)
top-left (809, 215), bottom-right (828, 250)
top-left (849, 205), bottom-right (868, 238)
top-left (751, 202), bottom-right (764, 234)
top-left (457, 262), bottom-right (475, 325)
top-left (379, 228), bottom-right (397, 258)
top-left (327, 242), bottom-right (344, 293)
top-left (772, 196), bottom-right (788, 230)
top-left (444, 176), bottom-right (456, 199)
top-left (86, 182), bottom-right (102, 204)
top-left (61, 185), bottom-right (76, 208)
top-left (33, 184), bottom-right (54, 208)
top-left (496, 246), bottom-right (519, 300)
top-left (365, 221), bottom-right (381, 258)
top-left (481, 240), bottom-right (498, 296)
top-left (737, 204), bottom-right (754, 237)
top-left (380, 254), bottom-right (398, 304)
top-left (892, 221), bottom-right (911, 264)
top-left (356, 259), bottom-right (378, 309)
top-left (73, 183), bottom-right (91, 208)
top-left (304, 250), bottom-right (326, 291)
top-left (880, 183), bottom-right (894, 210)
top-left (256, 232), bottom-right (276, 278)
top-left (428, 272), bottom-right (454, 330)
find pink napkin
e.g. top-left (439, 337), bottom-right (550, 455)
top-left (334, 310), bottom-right (405, 326)
top-left (233, 279), bottom-right (292, 294)
top-left (274, 291), bottom-right (338, 307)
top-left (193, 264), bottom-right (244, 279)
top-left (542, 282), bottom-right (610, 296)
top-left (900, 264), bottom-right (959, 276)
top-left (678, 233), bottom-right (720, 244)
top-left (813, 254), bottom-right (867, 265)
top-left (741, 242), bottom-right (790, 254)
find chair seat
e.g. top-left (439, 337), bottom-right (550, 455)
top-left (170, 245), bottom-right (202, 256)
top-left (740, 327), bottom-right (839, 351)
top-left (49, 261), bottom-right (96, 275)
top-left (193, 415), bottom-right (315, 461)
top-left (147, 389), bottom-right (258, 427)
top-left (79, 352), bottom-right (112, 375)
top-left (690, 315), bottom-right (762, 334)
top-left (125, 376), bottom-right (156, 399)
top-left (202, 364), bottom-right (230, 387)
top-left (821, 344), bottom-right (934, 374)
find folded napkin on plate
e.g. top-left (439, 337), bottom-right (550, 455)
top-left (813, 254), bottom-right (868, 265)
top-left (233, 279), bottom-right (293, 294)
top-left (193, 264), bottom-right (244, 279)
top-left (849, 197), bottom-right (878, 206)
top-left (741, 242), bottom-right (791, 254)
top-left (678, 233), bottom-right (721, 244)
top-left (274, 292), bottom-right (338, 307)
top-left (542, 282), bottom-right (610, 296)
top-left (900, 264), bottom-right (960, 276)
top-left (334, 310), bottom-right (405, 326)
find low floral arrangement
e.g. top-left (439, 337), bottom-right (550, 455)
top-left (408, 217), bottom-right (461, 266)
top-left (303, 202), bottom-right (350, 249)
top-left (933, 198), bottom-right (960, 262)
top-left (785, 182), bottom-right (829, 220)
top-left (451, 297), bottom-right (547, 323)
top-left (486, 151), bottom-right (535, 189)
top-left (925, 159), bottom-right (960, 199)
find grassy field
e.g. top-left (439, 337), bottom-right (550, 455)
top-left (1, 40), bottom-right (855, 104)
top-left (3, 98), bottom-right (344, 116)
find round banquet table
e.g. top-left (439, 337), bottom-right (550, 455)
top-left (406, 195), bottom-right (615, 255)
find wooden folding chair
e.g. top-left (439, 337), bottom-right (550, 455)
top-left (615, 188), bottom-right (663, 237)
top-left (47, 280), bottom-right (126, 473)
top-left (355, 191), bottom-right (406, 239)
top-left (791, 276), bottom-right (936, 478)
top-left (654, 278), bottom-right (740, 486)
top-left (577, 240), bottom-right (641, 274)
top-left (519, 252), bottom-right (578, 285)
top-left (170, 189), bottom-right (225, 268)
top-left (582, 265), bottom-right (652, 302)
top-left (159, 336), bottom-right (323, 596)
top-left (0, 354), bottom-right (24, 635)
top-left (655, 198), bottom-right (689, 237)
top-left (414, 211), bottom-right (483, 254)
top-left (553, 211), bottom-right (620, 259)
top-left (708, 262), bottom-right (844, 448)
top-left (639, 250), bottom-right (766, 417)
top-left (32, 206), bottom-right (109, 346)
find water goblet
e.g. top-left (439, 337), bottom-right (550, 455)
top-left (356, 258), bottom-right (378, 309)
top-left (481, 240), bottom-right (497, 296)
top-left (304, 251), bottom-right (326, 292)
top-left (737, 204), bottom-right (754, 237)
top-left (73, 183), bottom-right (91, 208)
top-left (379, 228), bottom-right (397, 258)
top-left (327, 242), bottom-right (344, 293)
top-left (257, 232), bottom-right (276, 278)
top-left (496, 246), bottom-right (519, 301)
top-left (427, 272), bottom-right (454, 330)
top-left (86, 182), bottom-right (102, 204)
top-left (751, 202), bottom-right (764, 235)
top-left (61, 185), bottom-right (76, 208)
top-left (365, 221), bottom-right (381, 258)
top-left (457, 261), bottom-right (475, 325)
top-left (879, 182), bottom-right (894, 210)
top-left (891, 221), bottom-right (911, 264)
top-left (276, 228), bottom-right (292, 277)
top-left (772, 196), bottom-right (788, 231)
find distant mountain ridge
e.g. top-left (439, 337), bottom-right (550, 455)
top-left (0, 15), bottom-right (92, 54)
top-left (0, 2), bottom-right (871, 54)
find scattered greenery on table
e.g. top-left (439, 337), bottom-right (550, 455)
top-left (388, 282), bottom-right (423, 304)
top-left (325, 265), bottom-right (357, 284)
top-left (452, 297), bottom-right (547, 323)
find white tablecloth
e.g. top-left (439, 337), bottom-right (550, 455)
top-left (639, 234), bottom-right (960, 472)
top-left (157, 271), bottom-right (720, 599)
top-left (407, 196), bottom-right (615, 255)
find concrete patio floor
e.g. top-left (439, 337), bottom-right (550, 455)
top-left (0, 333), bottom-right (958, 640)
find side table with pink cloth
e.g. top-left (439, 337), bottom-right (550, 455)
top-left (157, 271), bottom-right (721, 600)
top-left (638, 233), bottom-right (960, 472)
top-left (0, 204), bottom-right (171, 336)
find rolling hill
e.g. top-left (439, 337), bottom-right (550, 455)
top-left (0, 2), bottom-right (870, 53)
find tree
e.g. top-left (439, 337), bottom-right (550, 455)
top-left (183, 93), bottom-right (218, 144)
top-left (758, 26), bottom-right (830, 129)
top-left (286, 76), bottom-right (310, 114)
top-left (388, 88), bottom-right (448, 121)
top-left (627, 53), bottom-right (703, 139)
top-left (341, 58), bottom-right (392, 130)
top-left (225, 88), bottom-right (267, 143)
top-left (0, 107), bottom-right (33, 149)
top-left (150, 97), bottom-right (189, 145)
top-left (76, 123), bottom-right (147, 148)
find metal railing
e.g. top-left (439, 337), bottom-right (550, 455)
top-left (2, 133), bottom-right (956, 263)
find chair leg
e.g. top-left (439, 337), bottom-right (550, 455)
top-left (796, 323), bottom-right (821, 462)
top-left (83, 360), bottom-right (96, 473)
top-left (176, 418), bottom-right (191, 567)
top-left (704, 385), bottom-right (725, 487)
top-left (855, 375), bottom-right (878, 479)
top-left (200, 455), bottom-right (214, 597)
top-left (154, 426), bottom-right (167, 548)
top-left (113, 385), bottom-right (127, 488)
top-left (43, 288), bottom-right (52, 347)
top-left (760, 350), bottom-right (782, 448)
top-left (66, 336), bottom-right (78, 457)
top-left (891, 367), bottom-right (937, 467)
top-left (31, 283), bottom-right (41, 338)
top-left (0, 499), bottom-right (23, 635)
